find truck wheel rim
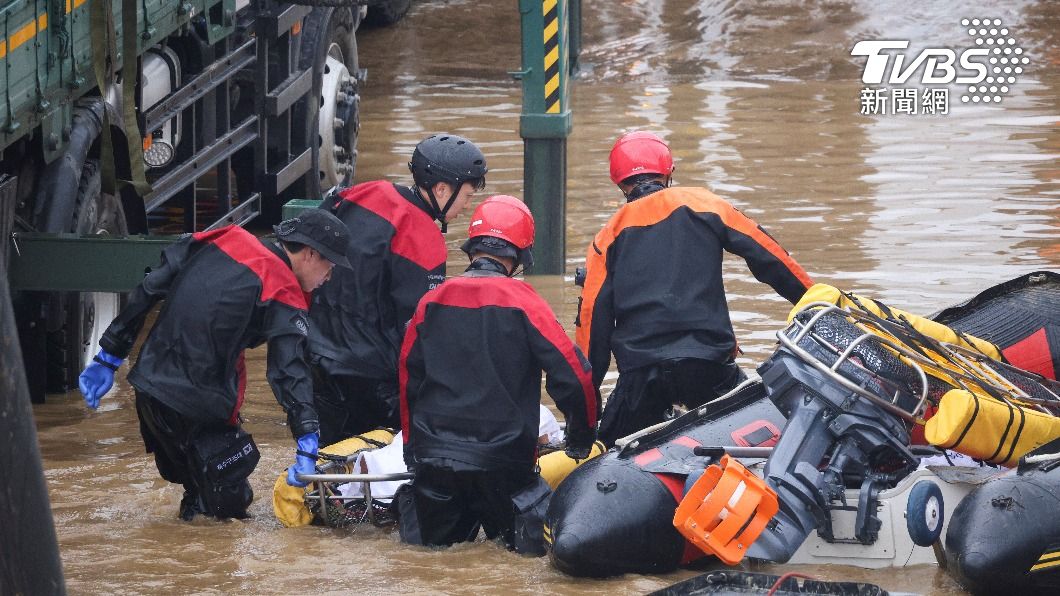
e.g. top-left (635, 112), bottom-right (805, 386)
top-left (318, 47), bottom-right (358, 191)
top-left (80, 292), bottom-right (121, 375)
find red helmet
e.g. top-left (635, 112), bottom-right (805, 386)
top-left (467, 195), bottom-right (535, 250)
top-left (608, 131), bottom-right (674, 185)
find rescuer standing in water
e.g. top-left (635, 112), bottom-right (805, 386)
top-left (78, 211), bottom-right (351, 520)
top-left (577, 131), bottom-right (814, 446)
top-left (308, 134), bottom-right (488, 445)
top-left (397, 195), bottom-right (599, 555)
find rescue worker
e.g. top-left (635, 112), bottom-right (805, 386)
top-left (397, 195), bottom-right (599, 555)
top-left (78, 210), bottom-right (351, 521)
top-left (577, 131), bottom-right (814, 446)
top-left (309, 133), bottom-right (488, 445)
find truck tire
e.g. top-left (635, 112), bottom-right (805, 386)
top-left (45, 159), bottom-right (128, 393)
top-left (292, 6), bottom-right (359, 199)
top-left (362, 0), bottom-right (412, 28)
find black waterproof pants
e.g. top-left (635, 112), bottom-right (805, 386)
top-left (135, 391), bottom-right (257, 520)
top-left (311, 363), bottom-right (399, 446)
top-left (598, 357), bottom-right (747, 447)
top-left (396, 465), bottom-right (552, 556)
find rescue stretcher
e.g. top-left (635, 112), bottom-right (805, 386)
top-left (273, 409), bottom-right (587, 528)
top-left (296, 469), bottom-right (413, 527)
top-left (272, 429), bottom-right (409, 528)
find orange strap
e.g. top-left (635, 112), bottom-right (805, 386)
top-left (672, 455), bottom-right (779, 565)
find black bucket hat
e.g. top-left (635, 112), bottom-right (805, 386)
top-left (274, 209), bottom-right (352, 269)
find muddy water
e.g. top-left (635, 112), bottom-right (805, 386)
top-left (34, 0), bottom-right (1058, 594)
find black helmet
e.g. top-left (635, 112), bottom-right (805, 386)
top-left (409, 134), bottom-right (488, 189)
top-left (408, 134), bottom-right (487, 230)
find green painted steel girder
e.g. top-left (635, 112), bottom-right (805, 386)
top-left (7, 233), bottom-right (179, 293)
top-left (9, 201), bottom-right (325, 293)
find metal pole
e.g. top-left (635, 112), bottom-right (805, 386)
top-left (516, 0), bottom-right (572, 275)
top-left (0, 264), bottom-right (66, 595)
top-left (568, 0), bottom-right (581, 73)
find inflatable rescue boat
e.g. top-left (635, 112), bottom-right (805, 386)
top-left (943, 437), bottom-right (1060, 594)
top-left (547, 274), bottom-right (1060, 578)
top-left (546, 380), bottom-right (786, 576)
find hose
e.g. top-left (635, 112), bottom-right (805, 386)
top-left (766, 572), bottom-right (816, 596)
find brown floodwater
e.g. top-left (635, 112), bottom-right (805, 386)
top-left (33, 0), bottom-right (1058, 594)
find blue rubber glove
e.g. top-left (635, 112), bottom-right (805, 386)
top-left (79, 349), bottom-right (123, 409)
top-left (286, 432), bottom-right (319, 487)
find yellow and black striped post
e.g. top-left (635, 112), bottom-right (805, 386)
top-left (542, 0), bottom-right (564, 115)
top-left (515, 0), bottom-right (574, 275)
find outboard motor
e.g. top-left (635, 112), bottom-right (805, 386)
top-left (747, 306), bottom-right (934, 563)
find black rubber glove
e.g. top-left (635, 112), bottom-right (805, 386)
top-left (565, 443), bottom-right (592, 462)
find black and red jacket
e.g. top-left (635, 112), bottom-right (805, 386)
top-left (399, 260), bottom-right (600, 471)
top-left (576, 186), bottom-right (813, 390)
top-left (309, 181), bottom-right (446, 380)
top-left (98, 226), bottom-right (318, 437)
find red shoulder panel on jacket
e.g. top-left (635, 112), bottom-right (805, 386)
top-left (339, 180), bottom-right (446, 271)
top-left (416, 277), bottom-right (597, 424)
top-left (193, 226), bottom-right (307, 310)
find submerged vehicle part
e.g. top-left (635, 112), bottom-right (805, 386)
top-left (317, 53), bottom-right (359, 190)
top-left (4, 0), bottom-right (419, 401)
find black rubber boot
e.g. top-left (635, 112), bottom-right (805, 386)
top-left (179, 489), bottom-right (205, 522)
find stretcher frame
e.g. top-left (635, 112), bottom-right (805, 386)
top-left (295, 470), bottom-right (415, 526)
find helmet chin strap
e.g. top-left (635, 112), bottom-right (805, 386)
top-left (425, 181), bottom-right (462, 233)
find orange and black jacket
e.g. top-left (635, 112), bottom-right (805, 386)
top-left (576, 186), bottom-right (813, 389)
top-left (399, 260), bottom-right (600, 471)
top-left (98, 226), bottom-right (319, 437)
top-left (309, 180), bottom-right (447, 379)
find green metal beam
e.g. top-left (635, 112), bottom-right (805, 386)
top-left (9, 199), bottom-right (324, 293)
top-left (8, 233), bottom-right (180, 293)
